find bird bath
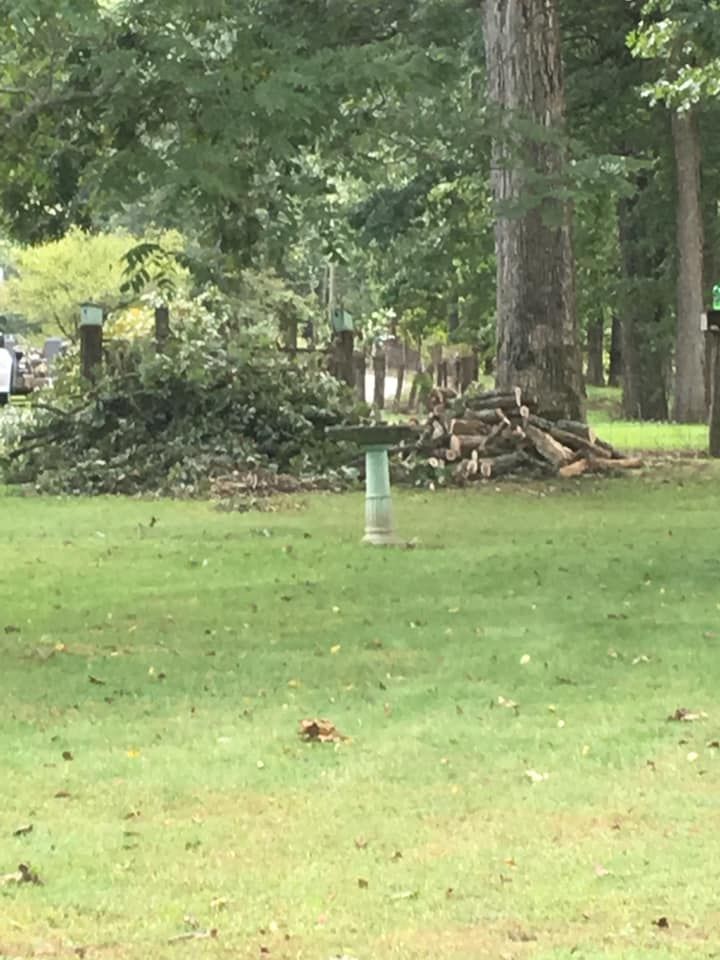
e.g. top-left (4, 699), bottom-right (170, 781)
top-left (326, 423), bottom-right (417, 545)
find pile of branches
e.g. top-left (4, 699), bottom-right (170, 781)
top-left (396, 386), bottom-right (642, 486)
top-left (1, 334), bottom-right (361, 496)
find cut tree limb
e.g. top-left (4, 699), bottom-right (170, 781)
top-left (476, 450), bottom-right (533, 479)
top-left (559, 458), bottom-right (589, 478)
top-left (524, 425), bottom-right (574, 467)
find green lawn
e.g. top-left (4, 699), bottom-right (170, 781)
top-left (2, 475), bottom-right (720, 959)
top-left (586, 386), bottom-right (708, 452)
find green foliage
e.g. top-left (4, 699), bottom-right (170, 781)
top-left (0, 228), bottom-right (184, 339)
top-left (629, 0), bottom-right (720, 107)
top-left (2, 305), bottom-right (361, 495)
top-left (0, 0), bottom-right (103, 242)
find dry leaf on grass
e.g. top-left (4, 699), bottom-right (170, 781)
top-left (299, 719), bottom-right (346, 743)
top-left (12, 825), bottom-right (33, 837)
top-left (168, 929), bottom-right (218, 944)
top-left (525, 769), bottom-right (548, 784)
top-left (668, 707), bottom-right (707, 722)
top-left (497, 695), bottom-right (519, 711)
top-left (0, 863), bottom-right (43, 886)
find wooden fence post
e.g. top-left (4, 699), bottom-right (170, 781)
top-left (373, 347), bottom-right (386, 410)
top-left (154, 305), bottom-right (170, 353)
top-left (354, 350), bottom-right (366, 402)
top-left (460, 355), bottom-right (475, 393)
top-left (331, 330), bottom-right (354, 386)
top-left (394, 341), bottom-right (406, 411)
top-left (80, 302), bottom-right (104, 382)
top-left (707, 310), bottom-right (720, 457)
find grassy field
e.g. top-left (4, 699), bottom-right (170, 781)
top-left (3, 469), bottom-right (720, 959)
top-left (586, 386), bottom-right (708, 452)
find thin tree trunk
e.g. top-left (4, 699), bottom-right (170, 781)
top-left (483, 0), bottom-right (585, 421)
top-left (608, 314), bottom-right (622, 387)
top-left (586, 315), bottom-right (605, 386)
top-left (672, 108), bottom-right (706, 422)
top-left (618, 193), bottom-right (669, 420)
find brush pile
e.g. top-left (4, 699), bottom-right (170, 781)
top-left (397, 386), bottom-right (642, 486)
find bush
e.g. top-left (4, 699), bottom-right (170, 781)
top-left (1, 309), bottom-right (362, 496)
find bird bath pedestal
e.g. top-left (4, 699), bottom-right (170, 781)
top-left (326, 424), bottom-right (416, 545)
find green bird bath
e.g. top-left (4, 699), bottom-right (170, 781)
top-left (326, 424), bottom-right (417, 545)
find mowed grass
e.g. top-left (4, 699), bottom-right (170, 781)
top-left (2, 474), bottom-right (720, 959)
top-left (586, 386), bottom-right (708, 452)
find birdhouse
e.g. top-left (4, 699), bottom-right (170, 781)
top-left (331, 306), bottom-right (354, 333)
top-left (80, 302), bottom-right (104, 327)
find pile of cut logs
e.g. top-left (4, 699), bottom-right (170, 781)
top-left (405, 386), bottom-right (642, 483)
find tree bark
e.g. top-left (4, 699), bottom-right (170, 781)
top-left (618, 193), bottom-right (669, 421)
top-left (483, 0), bottom-right (585, 421)
top-left (671, 108), bottom-right (706, 422)
top-left (608, 314), bottom-right (622, 387)
top-left (585, 315), bottom-right (605, 386)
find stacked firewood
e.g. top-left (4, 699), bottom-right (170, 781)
top-left (403, 386), bottom-right (642, 483)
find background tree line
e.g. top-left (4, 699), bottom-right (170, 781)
top-left (1, 0), bottom-right (719, 422)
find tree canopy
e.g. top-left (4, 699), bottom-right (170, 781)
top-left (1, 0), bottom-right (719, 420)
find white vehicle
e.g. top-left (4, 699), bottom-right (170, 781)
top-left (0, 346), bottom-right (13, 405)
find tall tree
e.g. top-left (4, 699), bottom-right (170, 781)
top-left (482, 0), bottom-right (584, 420)
top-left (671, 107), bottom-right (705, 420)
top-left (630, 0), bottom-right (720, 421)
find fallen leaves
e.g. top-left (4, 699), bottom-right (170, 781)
top-left (299, 719), bottom-right (346, 743)
top-left (12, 824), bottom-right (33, 837)
top-left (168, 929), bottom-right (218, 945)
top-left (594, 864), bottom-right (611, 878)
top-left (668, 707), bottom-right (707, 723)
top-left (525, 769), bottom-right (548, 784)
top-left (0, 863), bottom-right (43, 887)
top-left (389, 889), bottom-right (419, 901)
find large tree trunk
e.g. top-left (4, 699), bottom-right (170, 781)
top-left (608, 314), bottom-right (623, 387)
top-left (618, 193), bottom-right (669, 420)
top-left (483, 0), bottom-right (585, 422)
top-left (586, 315), bottom-right (605, 386)
top-left (671, 108), bottom-right (706, 422)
